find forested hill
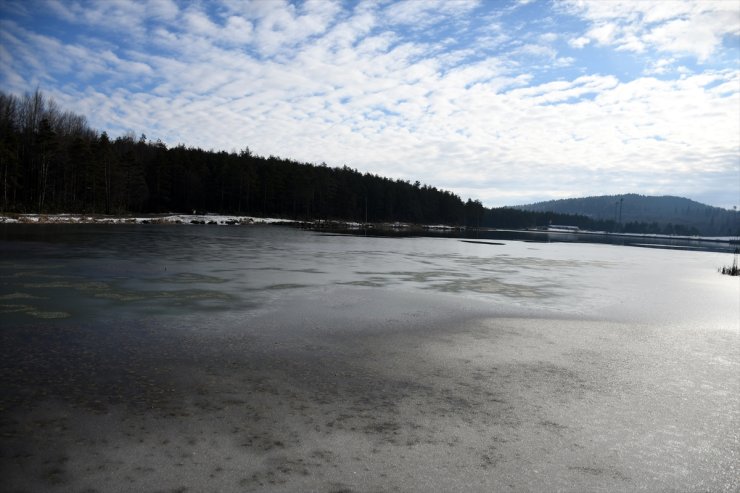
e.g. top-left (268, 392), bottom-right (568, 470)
top-left (0, 90), bottom-right (482, 225)
top-left (513, 194), bottom-right (739, 236)
top-left (2, 90), bottom-right (737, 236)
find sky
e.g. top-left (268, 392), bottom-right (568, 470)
top-left (1, 0), bottom-right (739, 209)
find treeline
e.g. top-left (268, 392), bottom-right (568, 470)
top-left (619, 221), bottom-right (700, 236)
top-left (0, 89), bottom-right (728, 235)
top-left (484, 207), bottom-right (613, 231)
top-left (0, 90), bottom-right (483, 225)
top-left (482, 207), bottom-right (700, 235)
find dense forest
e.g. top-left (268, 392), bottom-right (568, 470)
top-left (1, 90), bottom-right (736, 236)
top-left (0, 90), bottom-right (484, 226)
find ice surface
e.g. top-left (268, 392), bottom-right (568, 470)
top-left (0, 225), bottom-right (738, 492)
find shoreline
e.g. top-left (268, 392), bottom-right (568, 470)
top-left (0, 212), bottom-right (295, 226)
top-left (511, 227), bottom-right (739, 244)
top-left (0, 212), bottom-right (466, 233)
top-left (1, 212), bottom-right (735, 244)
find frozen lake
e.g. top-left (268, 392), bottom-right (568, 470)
top-left (1, 224), bottom-right (738, 492)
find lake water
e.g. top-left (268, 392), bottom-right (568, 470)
top-left (1, 224), bottom-right (738, 492)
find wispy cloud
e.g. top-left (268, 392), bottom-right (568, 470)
top-left (560, 0), bottom-right (740, 62)
top-left (1, 0), bottom-right (738, 208)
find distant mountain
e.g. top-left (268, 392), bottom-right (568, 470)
top-left (512, 194), bottom-right (739, 236)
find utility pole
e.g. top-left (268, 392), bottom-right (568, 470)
top-left (614, 200), bottom-right (619, 231)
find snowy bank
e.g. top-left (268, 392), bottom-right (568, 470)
top-left (0, 213), bottom-right (296, 225)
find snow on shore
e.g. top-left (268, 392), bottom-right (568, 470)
top-left (0, 214), bottom-right (467, 232)
top-left (0, 213), bottom-right (295, 225)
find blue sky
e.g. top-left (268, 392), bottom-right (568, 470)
top-left (1, 0), bottom-right (738, 208)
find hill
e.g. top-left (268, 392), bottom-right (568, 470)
top-left (513, 194), bottom-right (739, 236)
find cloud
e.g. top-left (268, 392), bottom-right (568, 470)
top-left (245, 0), bottom-right (343, 56)
top-left (644, 57), bottom-right (676, 75)
top-left (384, 0), bottom-right (481, 27)
top-left (642, 11), bottom-right (735, 63)
top-left (47, 0), bottom-right (150, 38)
top-left (586, 22), bottom-right (617, 45)
top-left (561, 0), bottom-right (740, 62)
top-left (539, 32), bottom-right (558, 43)
top-left (514, 43), bottom-right (558, 59)
top-left (184, 9), bottom-right (221, 37)
top-left (147, 0), bottom-right (179, 20)
top-left (568, 36), bottom-right (590, 48)
top-left (0, 0), bottom-right (737, 208)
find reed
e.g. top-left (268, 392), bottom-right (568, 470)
top-left (719, 248), bottom-right (739, 276)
